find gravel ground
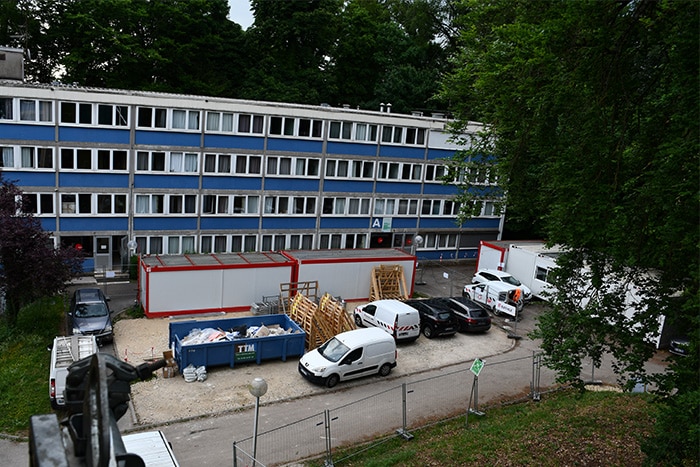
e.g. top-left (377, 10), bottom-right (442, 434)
top-left (114, 304), bottom-right (514, 427)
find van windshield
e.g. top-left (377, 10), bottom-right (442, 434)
top-left (318, 337), bottom-right (350, 363)
top-left (502, 275), bottom-right (522, 286)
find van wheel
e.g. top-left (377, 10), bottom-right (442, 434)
top-left (354, 314), bottom-right (364, 327)
top-left (379, 363), bottom-right (392, 377)
top-left (325, 374), bottom-right (339, 388)
top-left (422, 325), bottom-right (434, 339)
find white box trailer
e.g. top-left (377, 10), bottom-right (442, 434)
top-left (475, 241), bottom-right (561, 300)
top-left (121, 431), bottom-right (179, 466)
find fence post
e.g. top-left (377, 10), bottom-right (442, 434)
top-left (323, 409), bottom-right (336, 467)
top-left (232, 441), bottom-right (237, 467)
top-left (530, 351), bottom-right (541, 401)
top-left (396, 383), bottom-right (414, 440)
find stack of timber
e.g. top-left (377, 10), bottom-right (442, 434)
top-left (288, 293), bottom-right (355, 350)
top-left (369, 264), bottom-right (409, 301)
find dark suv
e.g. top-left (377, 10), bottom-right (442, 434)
top-left (68, 288), bottom-right (113, 345)
top-left (430, 297), bottom-right (492, 333)
top-left (404, 299), bottom-right (458, 338)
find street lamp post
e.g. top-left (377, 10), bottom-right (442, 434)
top-left (249, 377), bottom-right (268, 465)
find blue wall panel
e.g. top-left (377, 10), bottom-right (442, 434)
top-left (427, 148), bottom-right (455, 160)
top-left (422, 184), bottom-right (458, 195)
top-left (134, 217), bottom-right (198, 230)
top-left (60, 217), bottom-right (128, 231)
top-left (380, 218), bottom-right (418, 229)
top-left (264, 178), bottom-right (320, 191)
top-left (135, 131), bottom-right (200, 147)
top-left (461, 218), bottom-right (502, 229)
top-left (199, 217), bottom-right (259, 230)
top-left (59, 173), bottom-right (129, 188)
top-left (0, 124), bottom-right (54, 141)
top-left (267, 138), bottom-right (323, 154)
top-left (375, 181), bottom-right (421, 194)
top-left (261, 217), bottom-right (316, 229)
top-left (204, 134), bottom-right (265, 151)
top-left (379, 145), bottom-right (425, 160)
top-left (10, 172), bottom-right (55, 187)
top-left (319, 217), bottom-right (371, 229)
top-left (134, 174), bottom-right (199, 189)
top-left (202, 176), bottom-right (262, 190)
top-left (322, 180), bottom-right (374, 193)
top-left (39, 218), bottom-right (57, 231)
top-left (327, 141), bottom-right (378, 157)
top-left (59, 127), bottom-right (130, 145)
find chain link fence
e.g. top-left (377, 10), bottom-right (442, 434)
top-left (234, 351), bottom-right (558, 466)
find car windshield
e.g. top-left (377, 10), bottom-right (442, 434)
top-left (501, 275), bottom-right (522, 286)
top-left (318, 337), bottom-right (350, 363)
top-left (75, 302), bottom-right (109, 318)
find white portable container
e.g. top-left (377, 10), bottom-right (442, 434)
top-left (298, 328), bottom-right (397, 388)
top-left (352, 299), bottom-right (421, 342)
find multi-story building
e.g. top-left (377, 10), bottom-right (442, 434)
top-left (0, 49), bottom-right (503, 274)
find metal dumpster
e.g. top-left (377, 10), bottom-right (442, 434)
top-left (169, 314), bottom-right (306, 370)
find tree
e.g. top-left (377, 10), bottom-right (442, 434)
top-left (0, 175), bottom-right (83, 327)
top-left (441, 0), bottom-right (698, 462)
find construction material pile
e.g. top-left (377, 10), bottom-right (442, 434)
top-left (179, 324), bottom-right (296, 345)
top-left (288, 293), bottom-right (355, 350)
top-left (369, 264), bottom-right (409, 301)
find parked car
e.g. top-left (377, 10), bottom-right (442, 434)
top-left (430, 297), bottom-right (492, 333)
top-left (403, 299), bottom-right (458, 338)
top-left (68, 288), bottom-right (114, 345)
top-left (669, 336), bottom-right (690, 356)
top-left (472, 269), bottom-right (532, 301)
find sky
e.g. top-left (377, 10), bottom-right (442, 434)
top-left (228, 0), bottom-right (254, 30)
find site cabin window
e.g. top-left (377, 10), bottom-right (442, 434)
top-left (97, 150), bottom-right (127, 171)
top-left (535, 266), bottom-right (551, 283)
top-left (22, 193), bottom-right (54, 215)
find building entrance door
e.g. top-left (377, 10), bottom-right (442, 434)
top-left (94, 236), bottom-right (112, 272)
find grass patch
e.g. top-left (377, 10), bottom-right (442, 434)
top-left (308, 390), bottom-right (655, 466)
top-left (0, 296), bottom-right (66, 435)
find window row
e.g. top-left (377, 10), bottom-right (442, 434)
top-left (0, 97), bottom-right (430, 146)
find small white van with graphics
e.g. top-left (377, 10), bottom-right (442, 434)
top-left (298, 328), bottom-right (397, 388)
top-left (463, 280), bottom-right (524, 317)
top-left (353, 299), bottom-right (421, 342)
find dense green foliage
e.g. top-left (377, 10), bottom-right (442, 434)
top-left (442, 0), bottom-right (699, 463)
top-left (1, 0), bottom-right (455, 113)
top-left (0, 296), bottom-right (65, 434)
top-left (307, 390), bottom-right (656, 466)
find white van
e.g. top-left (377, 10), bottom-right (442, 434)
top-left (298, 328), bottom-right (397, 388)
top-left (353, 299), bottom-right (421, 342)
top-left (463, 280), bottom-right (524, 317)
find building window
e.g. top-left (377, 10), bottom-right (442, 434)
top-left (397, 199), bottom-right (419, 215)
top-left (172, 109), bottom-right (200, 130)
top-left (266, 156), bottom-right (320, 177)
top-left (233, 195), bottom-right (259, 214)
top-left (237, 114), bottom-right (265, 134)
top-left (97, 104), bottom-right (128, 126)
top-left (0, 97), bottom-right (13, 119)
top-left (373, 199), bottom-right (396, 216)
top-left (319, 233), bottom-right (366, 249)
top-left (22, 193), bottom-right (54, 214)
top-left (60, 193), bottom-right (92, 214)
top-left (20, 99), bottom-right (53, 122)
top-left (137, 107), bottom-right (167, 128)
top-left (168, 194), bottom-right (197, 214)
top-left (202, 194), bottom-right (230, 214)
top-left (231, 234), bottom-right (257, 252)
top-left (96, 194), bottom-right (127, 214)
top-left (136, 151), bottom-right (166, 172)
top-left (60, 102), bottom-right (93, 124)
top-left (169, 152), bottom-right (198, 173)
top-left (425, 164), bottom-right (449, 183)
top-left (135, 194), bottom-right (165, 214)
top-left (60, 148), bottom-right (93, 170)
top-left (97, 149), bottom-right (127, 171)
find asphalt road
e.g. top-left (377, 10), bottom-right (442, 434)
top-left (0, 261), bottom-right (671, 466)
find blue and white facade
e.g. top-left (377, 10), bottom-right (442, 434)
top-left (0, 79), bottom-right (503, 273)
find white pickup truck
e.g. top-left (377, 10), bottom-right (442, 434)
top-left (49, 335), bottom-right (98, 409)
top-left (463, 280), bottom-right (524, 317)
